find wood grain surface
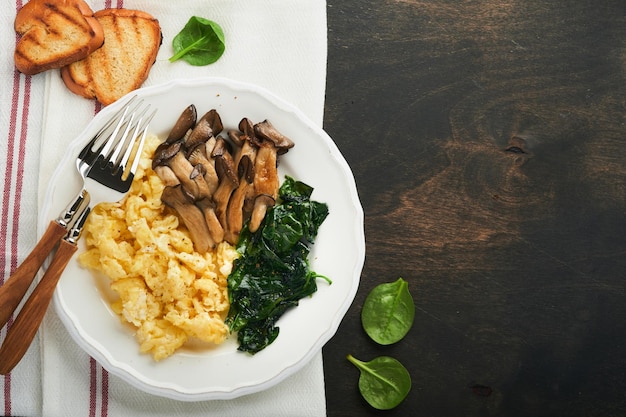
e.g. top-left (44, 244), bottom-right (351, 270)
top-left (322, 0), bottom-right (626, 415)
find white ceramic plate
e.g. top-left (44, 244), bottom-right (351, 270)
top-left (40, 77), bottom-right (364, 401)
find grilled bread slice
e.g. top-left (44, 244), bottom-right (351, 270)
top-left (61, 8), bottom-right (162, 105)
top-left (14, 0), bottom-right (104, 75)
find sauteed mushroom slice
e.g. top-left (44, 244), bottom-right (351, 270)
top-left (166, 105), bottom-right (197, 144)
top-left (225, 133), bottom-right (258, 242)
top-left (205, 135), bottom-right (217, 155)
top-left (225, 181), bottom-right (250, 244)
top-left (249, 142), bottom-right (280, 232)
top-left (184, 117), bottom-right (212, 149)
top-left (187, 142), bottom-right (219, 195)
top-left (239, 117), bottom-right (256, 141)
top-left (214, 180), bottom-right (238, 232)
top-left (212, 138), bottom-right (239, 185)
top-left (212, 137), bottom-right (239, 230)
top-left (153, 165), bottom-right (180, 187)
top-left (250, 194), bottom-right (276, 233)
top-left (228, 117), bottom-right (257, 147)
top-left (152, 140), bottom-right (183, 169)
top-left (234, 138), bottom-right (257, 183)
top-left (196, 197), bottom-right (225, 244)
top-left (227, 130), bottom-right (244, 147)
top-left (254, 119), bottom-right (294, 154)
top-left (152, 140), bottom-right (183, 186)
top-left (238, 153), bottom-right (255, 185)
top-left (199, 109), bottom-right (224, 136)
top-left (186, 163), bottom-right (213, 201)
top-left (161, 185), bottom-right (213, 253)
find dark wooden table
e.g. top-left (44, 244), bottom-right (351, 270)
top-left (321, 0), bottom-right (626, 415)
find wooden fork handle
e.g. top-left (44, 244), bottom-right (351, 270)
top-left (0, 239), bottom-right (77, 375)
top-left (0, 221), bottom-right (67, 331)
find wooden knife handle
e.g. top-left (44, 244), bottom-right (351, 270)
top-left (0, 221), bottom-right (67, 330)
top-left (0, 239), bottom-right (77, 375)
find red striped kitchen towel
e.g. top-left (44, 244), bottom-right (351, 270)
top-left (2, 1), bottom-right (328, 416)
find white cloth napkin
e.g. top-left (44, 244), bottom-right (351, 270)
top-left (1, 0), bottom-right (328, 416)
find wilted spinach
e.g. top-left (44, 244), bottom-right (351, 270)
top-left (227, 176), bottom-right (330, 354)
top-left (361, 277), bottom-right (415, 345)
top-left (169, 16), bottom-right (225, 65)
top-left (347, 354), bottom-right (411, 410)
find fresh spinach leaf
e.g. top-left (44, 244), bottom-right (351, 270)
top-left (226, 176), bottom-right (330, 354)
top-left (169, 16), bottom-right (225, 65)
top-left (361, 277), bottom-right (415, 345)
top-left (347, 354), bottom-right (411, 410)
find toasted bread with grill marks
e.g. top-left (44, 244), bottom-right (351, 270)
top-left (14, 0), bottom-right (105, 75)
top-left (61, 8), bottom-right (162, 105)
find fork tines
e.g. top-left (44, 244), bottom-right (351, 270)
top-left (84, 97), bottom-right (156, 193)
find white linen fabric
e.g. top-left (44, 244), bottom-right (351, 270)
top-left (0, 2), bottom-right (46, 415)
top-left (0, 0), bottom-right (328, 416)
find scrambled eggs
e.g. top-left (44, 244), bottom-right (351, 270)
top-left (78, 135), bottom-right (238, 361)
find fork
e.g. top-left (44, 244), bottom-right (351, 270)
top-left (0, 97), bottom-right (153, 332)
top-left (0, 98), bottom-right (155, 374)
